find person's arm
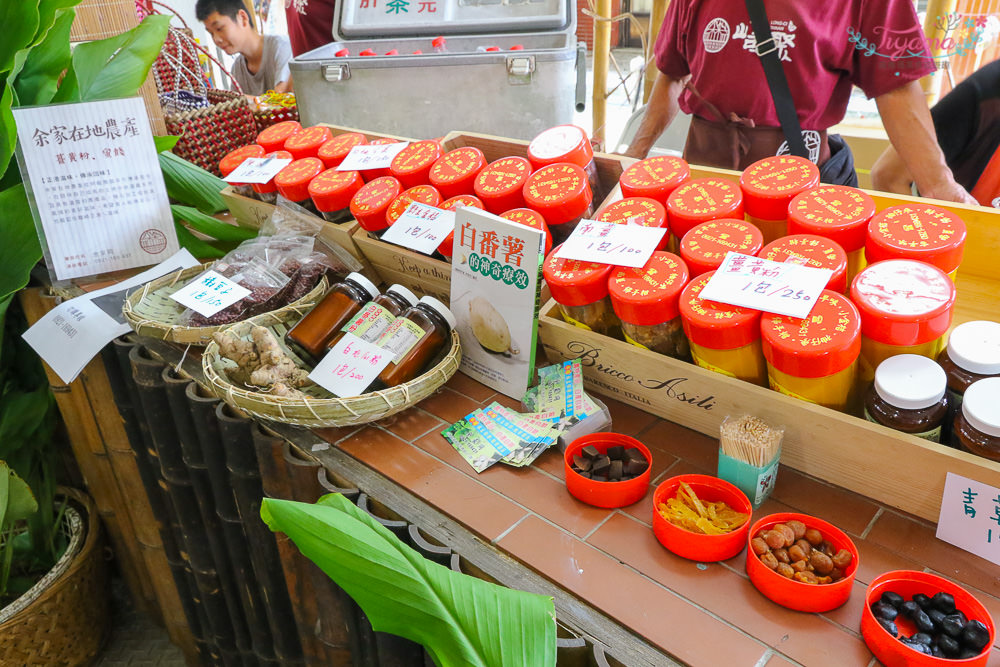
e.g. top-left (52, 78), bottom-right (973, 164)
top-left (274, 74), bottom-right (293, 94)
top-left (870, 144), bottom-right (914, 195)
top-left (875, 80), bottom-right (976, 204)
top-left (624, 71), bottom-right (689, 159)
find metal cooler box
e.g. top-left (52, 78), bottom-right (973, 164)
top-left (289, 0), bottom-right (584, 140)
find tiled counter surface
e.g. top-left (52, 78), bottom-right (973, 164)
top-left (297, 371), bottom-right (1000, 667)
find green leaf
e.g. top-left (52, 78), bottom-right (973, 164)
top-left (154, 135), bottom-right (180, 152)
top-left (174, 222), bottom-right (227, 260)
top-left (159, 150), bottom-right (228, 214)
top-left (0, 4), bottom-right (39, 76)
top-left (0, 184), bottom-right (42, 306)
top-left (0, 84), bottom-right (15, 182)
top-left (172, 205), bottom-right (256, 242)
top-left (35, 0), bottom-right (83, 44)
top-left (0, 461), bottom-right (39, 530)
top-left (11, 9), bottom-right (75, 107)
top-left (261, 494), bottom-right (557, 667)
top-left (71, 14), bottom-right (170, 102)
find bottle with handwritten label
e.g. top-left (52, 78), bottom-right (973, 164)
top-left (377, 296), bottom-right (456, 387)
top-left (219, 144), bottom-right (265, 198)
top-left (864, 354), bottom-right (948, 443)
top-left (607, 251), bottom-right (690, 359)
top-left (385, 185), bottom-right (442, 228)
top-left (327, 284), bottom-right (418, 349)
top-left (595, 197), bottom-right (669, 250)
top-left (274, 157), bottom-right (325, 215)
top-left (952, 378), bottom-right (1000, 459)
top-left (865, 204), bottom-right (967, 281)
top-left (285, 272), bottom-right (380, 362)
top-left (739, 155), bottom-right (820, 245)
top-left (542, 246), bottom-right (620, 336)
top-left (251, 150), bottom-right (293, 204)
top-left (619, 155), bottom-right (691, 205)
top-left (758, 234), bottom-right (848, 293)
top-left (679, 219), bottom-right (763, 278)
top-left (360, 137), bottom-right (401, 181)
top-left (308, 168), bottom-right (365, 223)
top-left (523, 163), bottom-right (594, 245)
top-left (350, 176), bottom-right (404, 234)
top-left (787, 185), bottom-right (875, 284)
top-left (665, 178), bottom-right (744, 252)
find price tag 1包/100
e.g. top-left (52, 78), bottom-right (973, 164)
top-left (698, 252), bottom-right (833, 318)
top-left (169, 270), bottom-right (252, 317)
top-left (554, 220), bottom-right (666, 268)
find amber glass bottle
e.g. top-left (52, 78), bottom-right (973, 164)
top-left (326, 284), bottom-right (418, 349)
top-left (377, 296), bottom-right (456, 387)
top-left (285, 272), bottom-right (380, 361)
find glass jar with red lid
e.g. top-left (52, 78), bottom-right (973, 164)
top-left (850, 259), bottom-right (957, 383)
top-left (308, 169), bottom-right (365, 223)
top-left (679, 272), bottom-right (766, 385)
top-left (390, 140), bottom-right (444, 188)
top-left (740, 155), bottom-right (820, 245)
top-left (679, 218), bottom-right (763, 278)
top-left (865, 204), bottom-right (967, 279)
top-left (761, 290), bottom-right (862, 412)
top-left (474, 157), bottom-right (531, 213)
top-left (384, 184), bottom-right (442, 228)
top-left (256, 120), bottom-right (301, 153)
top-left (527, 125), bottom-right (603, 200)
top-left (500, 208), bottom-right (552, 257)
top-left (350, 176), bottom-right (403, 233)
top-left (251, 150), bottom-right (293, 203)
top-left (788, 185), bottom-right (875, 284)
top-left (361, 137), bottom-right (401, 181)
top-left (607, 251), bottom-right (690, 358)
top-left (437, 195), bottom-right (485, 260)
top-left (666, 178), bottom-right (744, 252)
top-left (219, 144), bottom-right (265, 198)
top-left (428, 147), bottom-right (487, 199)
top-left (759, 234), bottom-right (848, 293)
top-left (542, 246), bottom-right (619, 335)
top-left (523, 163), bottom-right (594, 246)
top-left (283, 125), bottom-right (334, 160)
top-left (595, 197), bottom-right (669, 250)
top-left (274, 157), bottom-right (324, 214)
top-left (317, 132), bottom-right (367, 169)
top-left (619, 156), bottom-right (691, 204)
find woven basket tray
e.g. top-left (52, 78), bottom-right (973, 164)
top-left (203, 320), bottom-right (461, 427)
top-left (123, 264), bottom-right (328, 346)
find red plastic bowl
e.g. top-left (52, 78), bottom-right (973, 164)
top-left (652, 474), bottom-right (751, 562)
top-left (564, 433), bottom-right (651, 508)
top-left (861, 570), bottom-right (995, 667)
top-left (746, 512), bottom-right (859, 612)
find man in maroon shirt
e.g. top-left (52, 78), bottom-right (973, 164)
top-left (625, 0), bottom-right (974, 204)
top-left (285, 0), bottom-right (337, 56)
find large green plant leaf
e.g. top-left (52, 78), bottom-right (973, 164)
top-left (0, 461), bottom-right (38, 530)
top-left (35, 0), bottom-right (82, 43)
top-left (172, 205), bottom-right (257, 243)
top-left (154, 135), bottom-right (180, 152)
top-left (0, 185), bottom-right (41, 314)
top-left (0, 85), bottom-right (15, 182)
top-left (261, 494), bottom-right (557, 667)
top-left (68, 14), bottom-right (170, 102)
top-left (174, 223), bottom-right (227, 260)
top-left (11, 9), bottom-right (75, 107)
top-left (159, 150), bottom-right (228, 214)
top-left (0, 4), bottom-right (39, 76)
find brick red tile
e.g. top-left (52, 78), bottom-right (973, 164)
top-left (484, 392), bottom-right (522, 411)
top-left (531, 445), bottom-right (568, 480)
top-left (852, 536), bottom-right (923, 586)
top-left (821, 578), bottom-right (868, 634)
top-left (765, 655), bottom-right (799, 667)
top-left (376, 407), bottom-right (443, 442)
top-left (639, 419), bottom-right (719, 472)
top-left (587, 392), bottom-right (660, 437)
top-left (498, 515), bottom-right (769, 666)
top-left (445, 371), bottom-right (497, 403)
top-left (586, 513), bottom-right (874, 665)
top-left (770, 467), bottom-right (880, 537)
top-left (312, 425), bottom-right (362, 445)
top-left (418, 387), bottom-right (482, 424)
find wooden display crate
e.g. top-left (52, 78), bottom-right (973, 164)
top-left (539, 166), bottom-right (1000, 523)
top-left (352, 130), bottom-right (636, 305)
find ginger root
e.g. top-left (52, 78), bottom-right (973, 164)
top-left (269, 382), bottom-right (309, 399)
top-left (215, 326), bottom-right (309, 390)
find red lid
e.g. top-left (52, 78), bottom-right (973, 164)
top-left (680, 219), bottom-right (764, 278)
top-left (390, 140), bottom-right (444, 188)
top-left (384, 49), bottom-right (399, 55)
top-left (849, 259), bottom-right (956, 345)
top-left (761, 291), bottom-right (861, 378)
top-left (595, 197), bottom-right (668, 250)
top-left (485, 46), bottom-right (501, 52)
top-left (317, 132), bottom-right (367, 169)
top-left (360, 48), bottom-right (376, 56)
top-left (274, 157), bottom-right (324, 202)
top-left (608, 252), bottom-right (689, 325)
top-left (335, 48), bottom-right (349, 57)
top-left (251, 150), bottom-right (294, 194)
top-left (256, 120), bottom-right (302, 152)
top-left (350, 176), bottom-right (403, 232)
top-left (527, 125), bottom-right (594, 170)
top-left (542, 245), bottom-right (613, 306)
top-left (474, 157), bottom-right (531, 213)
top-left (283, 125), bottom-right (334, 160)
top-left (428, 147), bottom-right (487, 199)
top-left (412, 50), bottom-right (423, 54)
top-left (865, 204), bottom-right (967, 273)
top-left (438, 195), bottom-right (485, 257)
top-left (759, 234), bottom-right (848, 293)
top-left (510, 44), bottom-right (524, 50)
top-left (308, 168), bottom-right (364, 213)
top-left (787, 185), bottom-right (875, 252)
top-left (666, 178), bottom-right (744, 238)
top-left (432, 36), bottom-right (446, 48)
top-left (385, 184), bottom-right (442, 227)
top-left (679, 272), bottom-right (762, 350)
top-left (523, 163), bottom-right (593, 226)
top-left (500, 208), bottom-right (553, 256)
top-left (619, 156), bottom-right (691, 203)
top-left (740, 155), bottom-right (821, 221)
top-left (219, 144), bottom-right (265, 180)
top-left (361, 137), bottom-right (401, 180)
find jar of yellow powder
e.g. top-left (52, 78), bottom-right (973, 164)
top-left (787, 185), bottom-right (875, 284)
top-left (865, 204), bottom-right (967, 280)
top-left (740, 156), bottom-right (820, 245)
top-left (758, 234), bottom-right (848, 293)
top-left (679, 218), bottom-right (764, 278)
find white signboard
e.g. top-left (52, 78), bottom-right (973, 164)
top-left (554, 220), bottom-right (665, 268)
top-left (169, 270), bottom-right (252, 317)
top-left (309, 334), bottom-right (392, 398)
top-left (699, 252), bottom-right (832, 318)
top-left (337, 142), bottom-right (409, 171)
top-left (223, 156), bottom-right (292, 184)
top-left (380, 203), bottom-right (455, 255)
top-left (936, 472), bottom-right (1000, 567)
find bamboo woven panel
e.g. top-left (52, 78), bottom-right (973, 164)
top-left (123, 264), bottom-right (329, 346)
top-left (71, 0), bottom-right (137, 41)
top-left (204, 322), bottom-right (461, 427)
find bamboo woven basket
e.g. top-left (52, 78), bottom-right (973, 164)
top-left (203, 320), bottom-right (462, 427)
top-left (123, 264), bottom-right (329, 346)
top-left (0, 488), bottom-right (110, 666)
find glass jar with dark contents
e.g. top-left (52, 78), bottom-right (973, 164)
top-left (327, 283), bottom-right (418, 349)
top-left (318, 132), bottom-right (367, 169)
top-left (308, 168), bottom-right (365, 223)
top-left (251, 150), bottom-right (293, 203)
top-left (274, 157), bottom-right (325, 215)
top-left (953, 378), bottom-right (1000, 460)
top-left (864, 354), bottom-right (948, 442)
top-left (937, 320), bottom-right (1000, 419)
top-left (285, 272), bottom-right (380, 362)
top-left (607, 251), bottom-right (690, 359)
top-left (350, 176), bottom-right (404, 235)
top-left (219, 144), bottom-right (265, 198)
top-left (256, 120), bottom-right (301, 153)
top-left (376, 296), bottom-right (456, 387)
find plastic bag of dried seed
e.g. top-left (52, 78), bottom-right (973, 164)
top-left (182, 258), bottom-right (291, 327)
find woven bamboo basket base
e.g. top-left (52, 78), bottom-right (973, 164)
top-left (204, 320), bottom-right (462, 427)
top-left (123, 264), bottom-right (328, 346)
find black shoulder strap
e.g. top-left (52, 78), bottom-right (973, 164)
top-left (743, 0), bottom-right (809, 158)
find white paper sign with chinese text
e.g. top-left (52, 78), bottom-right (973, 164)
top-left (554, 220), bottom-right (665, 268)
top-left (223, 156), bottom-right (292, 184)
top-left (169, 270), bottom-right (252, 317)
top-left (336, 142), bottom-right (409, 171)
top-left (380, 202), bottom-right (455, 255)
top-left (12, 97), bottom-right (179, 281)
top-left (309, 334), bottom-right (392, 397)
top-left (450, 208), bottom-right (545, 399)
top-left (22, 249), bottom-right (199, 383)
top-left (936, 472), bottom-right (1000, 566)
top-left (699, 252), bottom-right (832, 318)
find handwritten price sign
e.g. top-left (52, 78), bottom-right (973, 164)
top-left (554, 220), bottom-right (665, 267)
top-left (309, 333), bottom-right (392, 397)
top-left (169, 270), bottom-right (251, 317)
top-left (699, 252), bottom-right (832, 318)
top-left (223, 156), bottom-right (292, 184)
top-left (337, 142), bottom-right (410, 171)
top-left (381, 202), bottom-right (456, 255)
top-left (936, 472), bottom-right (1000, 567)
